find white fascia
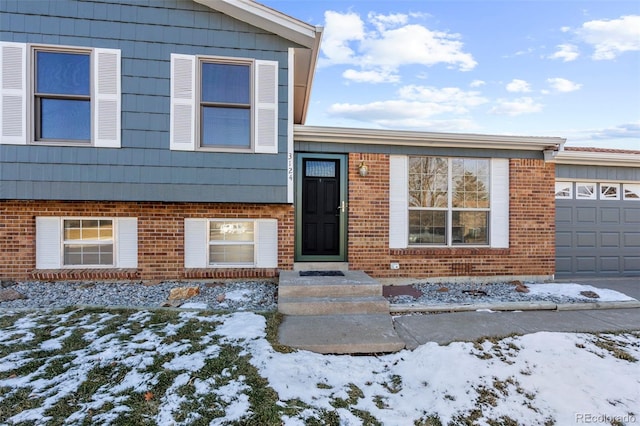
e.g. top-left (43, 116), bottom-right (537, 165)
top-left (294, 125), bottom-right (566, 152)
top-left (552, 150), bottom-right (640, 167)
top-left (194, 0), bottom-right (321, 48)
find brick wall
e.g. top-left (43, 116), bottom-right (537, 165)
top-left (347, 153), bottom-right (556, 279)
top-left (0, 200), bottom-right (293, 281)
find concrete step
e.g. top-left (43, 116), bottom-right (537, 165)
top-left (279, 270), bottom-right (382, 298)
top-left (278, 296), bottom-right (389, 315)
top-left (278, 313), bottom-right (406, 354)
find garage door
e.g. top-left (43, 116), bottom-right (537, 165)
top-left (555, 182), bottom-right (640, 277)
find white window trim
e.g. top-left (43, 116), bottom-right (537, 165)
top-left (599, 183), bottom-right (620, 200)
top-left (35, 217), bottom-right (137, 269)
top-left (170, 54), bottom-right (278, 154)
top-left (623, 183), bottom-right (640, 201)
top-left (555, 181), bottom-right (573, 199)
top-left (184, 218), bottom-right (278, 268)
top-left (390, 156), bottom-right (508, 249)
top-left (0, 42), bottom-right (121, 147)
top-left (575, 182), bottom-right (597, 200)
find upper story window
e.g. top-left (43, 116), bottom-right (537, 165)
top-left (170, 54), bottom-right (278, 154)
top-left (0, 42), bottom-right (121, 147)
top-left (200, 61), bottom-right (251, 149)
top-left (35, 50), bottom-right (91, 142)
top-left (408, 157), bottom-right (490, 246)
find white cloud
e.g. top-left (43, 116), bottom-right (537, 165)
top-left (590, 122), bottom-right (640, 140)
top-left (326, 85), bottom-right (487, 129)
top-left (489, 97), bottom-right (543, 116)
top-left (549, 44), bottom-right (580, 62)
top-left (578, 15), bottom-right (640, 60)
top-left (342, 69), bottom-right (399, 84)
top-left (547, 77), bottom-right (582, 92)
top-left (367, 12), bottom-right (408, 31)
top-left (470, 80), bottom-right (486, 88)
top-left (320, 11), bottom-right (365, 64)
top-left (506, 79), bottom-right (532, 93)
top-left (398, 85), bottom-right (488, 108)
top-left (320, 11), bottom-right (477, 80)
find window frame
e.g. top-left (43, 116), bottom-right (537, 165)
top-left (599, 183), bottom-right (620, 200)
top-left (555, 181), bottom-right (573, 199)
top-left (62, 218), bottom-right (115, 268)
top-left (407, 156), bottom-right (491, 247)
top-left (623, 183), bottom-right (640, 201)
top-left (575, 182), bottom-right (597, 200)
top-left (32, 47), bottom-right (92, 144)
top-left (197, 57), bottom-right (253, 152)
top-left (207, 219), bottom-right (256, 267)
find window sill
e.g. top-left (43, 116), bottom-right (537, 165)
top-left (30, 269), bottom-right (140, 281)
top-left (391, 247), bottom-right (509, 256)
top-left (184, 268), bottom-right (278, 279)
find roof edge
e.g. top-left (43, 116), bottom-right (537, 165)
top-left (194, 0), bottom-right (320, 48)
top-left (551, 149), bottom-right (640, 167)
top-left (294, 125), bottom-right (566, 151)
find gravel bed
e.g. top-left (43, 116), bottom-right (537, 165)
top-left (388, 282), bottom-right (587, 305)
top-left (0, 280), bottom-right (277, 311)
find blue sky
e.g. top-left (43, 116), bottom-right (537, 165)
top-left (262, 1), bottom-right (639, 150)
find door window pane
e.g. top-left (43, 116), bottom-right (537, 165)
top-left (305, 161), bottom-right (336, 178)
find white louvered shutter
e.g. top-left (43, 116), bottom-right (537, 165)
top-left (184, 219), bottom-right (208, 268)
top-left (0, 42), bottom-right (27, 145)
top-left (116, 218), bottom-right (138, 268)
top-left (36, 217), bottom-right (62, 269)
top-left (389, 155), bottom-right (409, 249)
top-left (170, 54), bottom-right (196, 151)
top-left (254, 60), bottom-right (278, 154)
top-left (94, 48), bottom-right (121, 148)
top-left (255, 219), bottom-right (278, 268)
top-left (490, 158), bottom-right (509, 248)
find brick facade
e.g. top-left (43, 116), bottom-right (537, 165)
top-left (347, 153), bottom-right (556, 279)
top-left (0, 200), bottom-right (294, 281)
top-left (1, 156), bottom-right (555, 282)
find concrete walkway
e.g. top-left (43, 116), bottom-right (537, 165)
top-left (394, 277), bottom-right (640, 348)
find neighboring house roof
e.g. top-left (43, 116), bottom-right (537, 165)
top-left (294, 125), bottom-right (566, 151)
top-left (552, 146), bottom-right (640, 167)
top-left (194, 0), bottom-right (323, 124)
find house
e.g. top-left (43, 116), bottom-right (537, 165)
top-left (1, 0), bottom-right (637, 284)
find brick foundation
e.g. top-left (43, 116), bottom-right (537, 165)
top-left (347, 153), bottom-right (556, 279)
top-left (0, 200), bottom-right (294, 281)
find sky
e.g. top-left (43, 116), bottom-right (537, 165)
top-left (262, 1), bottom-right (640, 150)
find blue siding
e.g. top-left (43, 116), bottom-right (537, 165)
top-left (0, 0), bottom-right (298, 203)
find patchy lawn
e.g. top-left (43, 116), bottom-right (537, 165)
top-left (0, 308), bottom-right (638, 425)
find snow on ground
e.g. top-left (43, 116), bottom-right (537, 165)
top-left (2, 309), bottom-right (637, 425)
top-left (527, 283), bottom-right (636, 302)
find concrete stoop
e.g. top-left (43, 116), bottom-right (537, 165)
top-left (277, 270), bottom-right (406, 354)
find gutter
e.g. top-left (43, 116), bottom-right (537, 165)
top-left (295, 125), bottom-right (566, 151)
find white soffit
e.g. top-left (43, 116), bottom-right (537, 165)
top-left (294, 125), bottom-right (566, 151)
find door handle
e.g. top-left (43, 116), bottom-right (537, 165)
top-left (337, 200), bottom-right (347, 213)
